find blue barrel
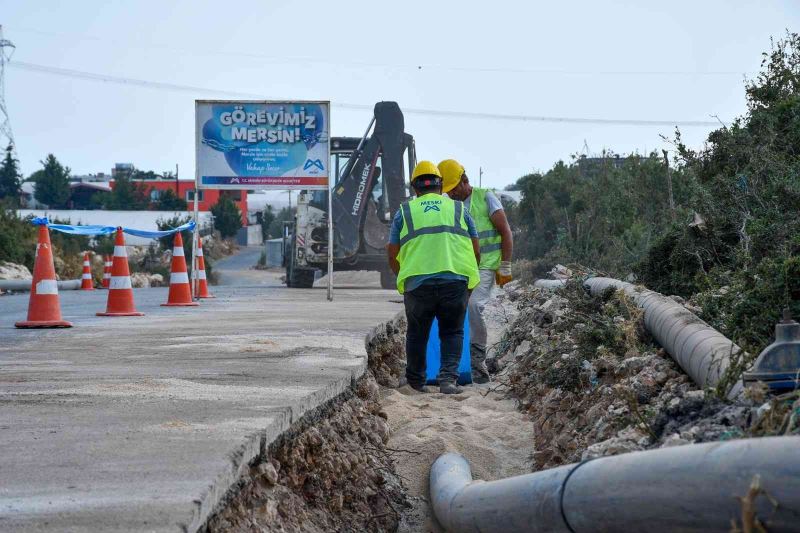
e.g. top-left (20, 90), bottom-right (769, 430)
top-left (425, 313), bottom-right (472, 385)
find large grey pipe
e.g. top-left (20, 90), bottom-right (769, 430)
top-left (431, 437), bottom-right (800, 532)
top-left (532, 276), bottom-right (744, 397)
top-left (0, 279), bottom-right (81, 291)
top-left (584, 277), bottom-right (744, 398)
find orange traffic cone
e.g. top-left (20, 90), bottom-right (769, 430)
top-left (193, 236), bottom-right (214, 298)
top-left (15, 224), bottom-right (73, 328)
top-left (101, 254), bottom-right (111, 289)
top-left (162, 232), bottom-right (199, 307)
top-left (97, 228), bottom-right (144, 317)
top-left (80, 252), bottom-right (95, 290)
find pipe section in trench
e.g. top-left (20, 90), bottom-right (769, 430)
top-left (430, 436), bottom-right (800, 533)
top-left (532, 277), bottom-right (744, 398)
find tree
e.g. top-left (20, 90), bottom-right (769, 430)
top-left (97, 174), bottom-right (151, 210)
top-left (210, 194), bottom-right (243, 238)
top-left (34, 154), bottom-right (71, 208)
top-left (256, 205), bottom-right (276, 240)
top-left (155, 188), bottom-right (188, 211)
top-left (0, 144), bottom-right (22, 206)
top-left (268, 206), bottom-right (294, 239)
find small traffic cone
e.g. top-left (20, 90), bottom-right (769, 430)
top-left (80, 252), bottom-right (95, 290)
top-left (162, 232), bottom-right (199, 307)
top-left (101, 254), bottom-right (112, 289)
top-left (16, 224), bottom-right (73, 328)
top-left (193, 236), bottom-right (214, 298)
top-left (97, 228), bottom-right (144, 317)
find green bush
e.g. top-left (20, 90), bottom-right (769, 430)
top-left (0, 203), bottom-right (35, 268)
top-left (211, 194), bottom-right (243, 238)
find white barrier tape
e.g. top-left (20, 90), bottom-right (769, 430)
top-left (192, 270), bottom-right (207, 280)
top-left (82, 273), bottom-right (92, 280)
top-left (105, 262), bottom-right (112, 267)
top-left (114, 246), bottom-right (127, 258)
top-left (197, 249), bottom-right (204, 257)
top-left (110, 276), bottom-right (132, 290)
top-left (103, 273), bottom-right (111, 279)
top-left (170, 271), bottom-right (189, 284)
top-left (83, 261), bottom-right (90, 267)
top-left (35, 279), bottom-right (59, 295)
top-left (173, 246), bottom-right (184, 257)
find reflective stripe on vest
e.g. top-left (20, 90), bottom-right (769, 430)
top-left (469, 188), bottom-right (502, 270)
top-left (396, 194), bottom-right (479, 294)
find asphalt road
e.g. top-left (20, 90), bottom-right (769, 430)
top-left (0, 248), bottom-right (400, 532)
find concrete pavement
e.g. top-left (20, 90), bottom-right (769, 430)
top-left (0, 253), bottom-right (400, 532)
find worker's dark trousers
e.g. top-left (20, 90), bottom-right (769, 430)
top-left (403, 280), bottom-right (469, 387)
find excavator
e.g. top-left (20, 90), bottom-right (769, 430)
top-left (284, 101), bottom-right (416, 289)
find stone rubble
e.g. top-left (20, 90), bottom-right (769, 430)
top-left (201, 374), bottom-right (406, 533)
top-left (489, 279), bottom-right (800, 470)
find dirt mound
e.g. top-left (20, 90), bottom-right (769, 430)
top-left (365, 312), bottom-right (407, 388)
top-left (202, 375), bottom-right (406, 533)
top-left (490, 279), bottom-right (800, 469)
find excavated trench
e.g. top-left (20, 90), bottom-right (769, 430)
top-left (200, 277), bottom-right (799, 532)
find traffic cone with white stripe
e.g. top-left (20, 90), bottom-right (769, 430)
top-left (97, 228), bottom-right (144, 317)
top-left (162, 232), bottom-right (199, 307)
top-left (193, 236), bottom-right (214, 298)
top-left (80, 252), bottom-right (95, 290)
top-left (101, 254), bottom-right (112, 289)
top-left (15, 224), bottom-right (73, 328)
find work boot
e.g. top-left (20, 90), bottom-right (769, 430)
top-left (399, 376), bottom-right (427, 393)
top-left (439, 382), bottom-right (463, 395)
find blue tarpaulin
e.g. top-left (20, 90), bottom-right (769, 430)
top-left (425, 313), bottom-right (472, 385)
top-left (31, 217), bottom-right (195, 238)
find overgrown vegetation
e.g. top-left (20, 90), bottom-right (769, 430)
top-left (512, 32), bottom-right (800, 356)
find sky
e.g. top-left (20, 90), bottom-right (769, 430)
top-left (1, 0), bottom-right (798, 191)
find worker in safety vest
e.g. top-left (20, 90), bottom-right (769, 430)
top-left (386, 161), bottom-right (480, 394)
top-left (439, 159), bottom-right (514, 384)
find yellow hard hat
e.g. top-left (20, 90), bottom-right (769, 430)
top-left (411, 160), bottom-right (442, 182)
top-left (438, 159), bottom-right (465, 193)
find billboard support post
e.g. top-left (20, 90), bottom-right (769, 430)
top-left (327, 153), bottom-right (333, 301)
top-left (192, 177), bottom-right (199, 300)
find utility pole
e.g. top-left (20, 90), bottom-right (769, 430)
top-left (479, 167), bottom-right (483, 188)
top-left (0, 25), bottom-right (17, 157)
top-left (662, 150), bottom-right (676, 222)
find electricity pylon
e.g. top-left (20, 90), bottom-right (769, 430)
top-left (0, 25), bottom-right (17, 156)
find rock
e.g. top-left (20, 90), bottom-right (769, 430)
top-left (0, 261), bottom-right (32, 281)
top-left (257, 462), bottom-right (279, 485)
top-left (660, 433), bottom-right (692, 447)
top-left (130, 273), bottom-right (151, 288)
top-left (513, 340), bottom-right (531, 359)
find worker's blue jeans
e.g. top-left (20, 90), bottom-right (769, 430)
top-left (403, 280), bottom-right (469, 387)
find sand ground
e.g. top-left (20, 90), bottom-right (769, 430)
top-left (381, 286), bottom-right (534, 531)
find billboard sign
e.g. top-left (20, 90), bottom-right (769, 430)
top-left (195, 100), bottom-right (330, 190)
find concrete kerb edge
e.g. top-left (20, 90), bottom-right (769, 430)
top-left (184, 357), bottom-right (369, 533)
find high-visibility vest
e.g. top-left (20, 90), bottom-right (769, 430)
top-left (396, 194), bottom-right (480, 294)
top-left (469, 188), bottom-right (502, 270)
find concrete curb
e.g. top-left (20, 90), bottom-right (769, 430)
top-left (184, 356), bottom-right (369, 532)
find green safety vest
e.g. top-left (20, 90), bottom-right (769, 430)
top-left (396, 194), bottom-right (480, 294)
top-left (469, 188), bottom-right (502, 270)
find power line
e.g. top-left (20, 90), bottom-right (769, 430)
top-left (8, 60), bottom-right (724, 127)
top-left (12, 26), bottom-right (754, 78)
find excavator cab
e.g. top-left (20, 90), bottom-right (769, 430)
top-left (285, 102), bottom-right (416, 289)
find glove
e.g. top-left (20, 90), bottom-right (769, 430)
top-left (495, 260), bottom-right (513, 287)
